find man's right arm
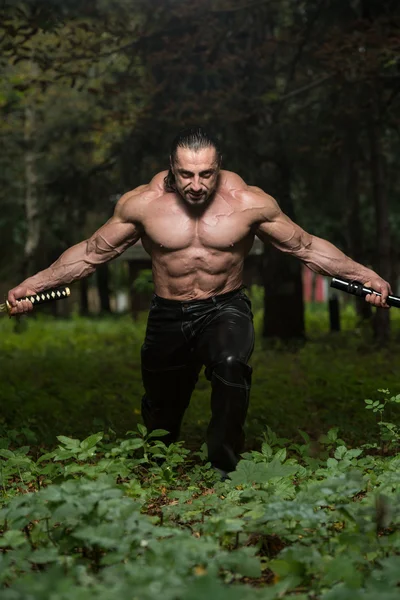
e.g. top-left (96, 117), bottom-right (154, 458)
top-left (7, 190), bottom-right (144, 315)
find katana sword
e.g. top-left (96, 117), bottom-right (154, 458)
top-left (0, 286), bottom-right (71, 316)
top-left (330, 278), bottom-right (400, 308)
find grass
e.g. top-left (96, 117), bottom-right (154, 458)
top-left (1, 299), bottom-right (400, 599)
top-left (1, 297), bottom-right (400, 450)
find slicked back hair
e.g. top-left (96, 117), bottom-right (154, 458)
top-left (164, 126), bottom-right (222, 192)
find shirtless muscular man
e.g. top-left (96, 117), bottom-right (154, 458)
top-left (7, 127), bottom-right (391, 476)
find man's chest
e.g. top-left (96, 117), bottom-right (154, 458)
top-left (142, 203), bottom-right (253, 251)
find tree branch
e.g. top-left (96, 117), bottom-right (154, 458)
top-left (278, 74), bottom-right (333, 102)
top-left (211, 0), bottom-right (271, 13)
top-left (284, 0), bottom-right (326, 92)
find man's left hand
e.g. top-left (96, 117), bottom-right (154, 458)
top-left (363, 278), bottom-right (392, 308)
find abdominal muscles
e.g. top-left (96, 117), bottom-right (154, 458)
top-left (152, 246), bottom-right (245, 300)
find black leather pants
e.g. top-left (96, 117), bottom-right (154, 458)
top-left (141, 287), bottom-right (255, 472)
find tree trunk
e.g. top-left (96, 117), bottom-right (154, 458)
top-left (16, 65), bottom-right (40, 334)
top-left (23, 102), bottom-right (40, 279)
top-left (368, 118), bottom-right (391, 343)
top-left (345, 134), bottom-right (372, 321)
top-left (262, 154), bottom-right (305, 341)
top-left (96, 264), bottom-right (111, 313)
top-left (262, 248), bottom-right (305, 341)
top-left (80, 278), bottom-right (89, 316)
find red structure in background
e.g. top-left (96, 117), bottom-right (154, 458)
top-left (302, 267), bottom-right (327, 302)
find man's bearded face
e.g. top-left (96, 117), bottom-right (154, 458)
top-left (172, 147), bottom-right (220, 206)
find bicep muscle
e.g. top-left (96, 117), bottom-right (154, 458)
top-left (254, 194), bottom-right (312, 256)
top-left (85, 192), bottom-right (143, 265)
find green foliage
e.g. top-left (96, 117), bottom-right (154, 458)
top-left (364, 390), bottom-right (400, 451)
top-left (132, 269), bottom-right (154, 295)
top-left (1, 409), bottom-right (400, 598)
top-left (0, 314), bottom-right (400, 600)
top-left (2, 0), bottom-right (400, 291)
top-left (1, 311), bottom-right (400, 447)
top-left (0, 315), bottom-right (400, 597)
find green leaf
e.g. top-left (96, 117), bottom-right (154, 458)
top-left (52, 449), bottom-right (77, 461)
top-left (0, 529), bottom-right (26, 548)
top-left (0, 448), bottom-right (14, 458)
top-left (29, 547), bottom-right (59, 564)
top-left (126, 438), bottom-right (145, 450)
top-left (321, 554), bottom-right (363, 587)
top-left (298, 430), bottom-right (310, 443)
top-left (148, 429), bottom-right (169, 438)
top-left (137, 424), bottom-right (147, 437)
top-left (261, 442), bottom-right (273, 458)
top-left (234, 553), bottom-right (261, 578)
top-left (327, 428), bottom-right (339, 442)
top-left (230, 458), bottom-right (297, 485)
top-left (56, 435), bottom-right (80, 449)
top-left (373, 556), bottom-right (400, 587)
top-left (80, 432), bottom-right (103, 450)
top-left (334, 446), bottom-right (347, 460)
top-left (270, 557), bottom-right (305, 577)
top-left (274, 448), bottom-right (287, 463)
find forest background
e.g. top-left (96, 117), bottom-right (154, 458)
top-left (1, 0), bottom-right (400, 340)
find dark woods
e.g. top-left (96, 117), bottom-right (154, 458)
top-left (1, 0), bottom-right (399, 340)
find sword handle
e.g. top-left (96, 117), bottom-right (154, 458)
top-left (4, 286), bottom-right (71, 315)
top-left (330, 278), bottom-right (400, 308)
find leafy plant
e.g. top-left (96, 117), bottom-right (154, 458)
top-left (364, 389), bottom-right (400, 450)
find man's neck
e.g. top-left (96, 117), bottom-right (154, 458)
top-left (176, 191), bottom-right (216, 218)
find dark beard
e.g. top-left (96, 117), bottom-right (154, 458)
top-left (177, 188), bottom-right (216, 214)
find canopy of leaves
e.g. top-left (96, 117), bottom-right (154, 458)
top-left (1, 0), bottom-right (400, 288)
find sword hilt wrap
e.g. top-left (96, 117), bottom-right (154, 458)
top-left (330, 277), bottom-right (400, 308)
top-left (1, 286), bottom-right (71, 315)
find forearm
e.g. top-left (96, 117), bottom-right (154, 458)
top-left (21, 240), bottom-right (99, 293)
top-left (301, 236), bottom-right (377, 282)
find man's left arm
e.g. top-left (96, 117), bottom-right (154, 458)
top-left (251, 189), bottom-right (391, 308)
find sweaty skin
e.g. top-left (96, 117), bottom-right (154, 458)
top-left (8, 147), bottom-right (391, 313)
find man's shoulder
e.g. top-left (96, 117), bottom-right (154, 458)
top-left (220, 171), bottom-right (274, 205)
top-left (126, 172), bottom-right (169, 201)
top-left (219, 170), bottom-right (248, 192)
top-left (115, 173), bottom-right (169, 222)
top-left (125, 171), bottom-right (168, 201)
top-left (149, 170), bottom-right (169, 193)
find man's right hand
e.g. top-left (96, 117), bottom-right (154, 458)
top-left (7, 285), bottom-right (38, 316)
